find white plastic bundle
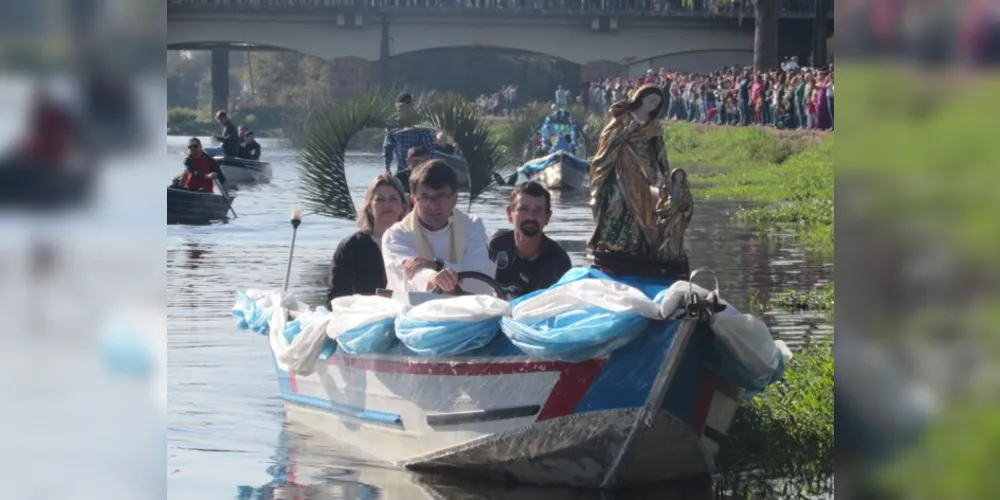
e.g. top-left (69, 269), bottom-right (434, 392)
top-left (655, 281), bottom-right (792, 379)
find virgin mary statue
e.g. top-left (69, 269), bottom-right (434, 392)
top-left (587, 84), bottom-right (671, 260)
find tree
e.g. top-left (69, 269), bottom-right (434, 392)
top-left (754, 0), bottom-right (780, 71)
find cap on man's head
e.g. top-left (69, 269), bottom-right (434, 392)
top-left (397, 93), bottom-right (412, 104)
top-left (215, 110), bottom-right (227, 120)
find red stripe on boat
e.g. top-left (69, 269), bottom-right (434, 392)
top-left (535, 358), bottom-right (607, 421)
top-left (288, 371), bottom-right (298, 393)
top-left (690, 369), bottom-right (715, 436)
top-left (328, 356), bottom-right (587, 376)
top-left (716, 378), bottom-right (744, 402)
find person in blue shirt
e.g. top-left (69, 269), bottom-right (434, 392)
top-left (539, 110), bottom-right (581, 152)
top-left (382, 93), bottom-right (436, 175)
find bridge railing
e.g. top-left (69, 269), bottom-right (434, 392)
top-left (167, 0), bottom-right (832, 18)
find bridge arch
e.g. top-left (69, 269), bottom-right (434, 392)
top-left (166, 18), bottom-right (381, 62)
top-left (626, 49), bottom-right (754, 76)
top-left (386, 17), bottom-right (753, 65)
top-left (168, 16), bottom-right (754, 66)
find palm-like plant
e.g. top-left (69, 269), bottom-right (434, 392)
top-left (417, 92), bottom-right (505, 205)
top-left (297, 90), bottom-right (504, 219)
top-left (493, 105), bottom-right (549, 168)
top-left (297, 90), bottom-right (394, 220)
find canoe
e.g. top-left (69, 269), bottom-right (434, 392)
top-left (518, 151), bottom-right (589, 191)
top-left (232, 268), bottom-right (790, 488)
top-left (216, 156), bottom-right (272, 188)
top-left (167, 186), bottom-right (234, 225)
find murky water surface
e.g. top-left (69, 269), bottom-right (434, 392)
top-left (166, 136), bottom-right (832, 499)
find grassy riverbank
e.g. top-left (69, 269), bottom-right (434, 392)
top-left (669, 123), bottom-right (835, 497)
top-left (667, 123), bottom-right (834, 257)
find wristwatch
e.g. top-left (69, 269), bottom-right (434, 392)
top-left (433, 258), bottom-right (445, 272)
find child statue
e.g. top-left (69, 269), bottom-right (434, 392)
top-left (655, 168), bottom-right (694, 262)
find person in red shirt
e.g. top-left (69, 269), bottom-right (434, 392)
top-left (20, 87), bottom-right (75, 167)
top-left (180, 138), bottom-right (225, 192)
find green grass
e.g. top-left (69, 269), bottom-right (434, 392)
top-left (717, 280), bottom-right (835, 498)
top-left (665, 123), bottom-right (834, 257)
top-left (717, 345), bottom-right (835, 499)
top-left (665, 124), bottom-right (838, 498)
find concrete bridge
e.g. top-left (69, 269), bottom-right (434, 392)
top-left (168, 2), bottom-right (832, 110)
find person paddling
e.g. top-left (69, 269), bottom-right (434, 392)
top-left (176, 138), bottom-right (225, 192)
top-left (19, 87), bottom-right (76, 168)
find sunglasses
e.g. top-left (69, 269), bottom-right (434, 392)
top-left (188, 144), bottom-right (200, 149)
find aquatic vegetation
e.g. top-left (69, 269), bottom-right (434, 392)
top-left (717, 344), bottom-right (834, 499)
top-left (770, 284), bottom-right (835, 315)
top-left (669, 124), bottom-right (834, 257)
top-left (667, 124), bottom-right (836, 497)
top-left (490, 105), bottom-right (549, 172)
top-left (718, 284), bottom-right (834, 499)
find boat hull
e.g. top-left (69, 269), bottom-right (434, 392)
top-left (0, 165), bottom-right (94, 210)
top-left (273, 317), bottom-right (744, 488)
top-left (167, 187), bottom-right (233, 225)
top-left (218, 157), bottom-right (272, 187)
top-left (534, 155), bottom-right (587, 191)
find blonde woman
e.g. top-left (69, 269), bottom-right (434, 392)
top-left (325, 173), bottom-right (409, 304)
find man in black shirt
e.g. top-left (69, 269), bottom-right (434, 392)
top-left (212, 110), bottom-right (241, 158)
top-left (488, 181), bottom-right (573, 299)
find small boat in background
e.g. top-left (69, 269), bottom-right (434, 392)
top-left (520, 150), bottom-right (590, 191)
top-left (517, 136), bottom-right (590, 191)
top-left (201, 147), bottom-right (272, 188)
top-left (167, 186), bottom-right (234, 225)
top-left (217, 157), bottom-right (273, 188)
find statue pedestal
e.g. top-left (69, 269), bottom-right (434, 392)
top-left (589, 251), bottom-right (690, 281)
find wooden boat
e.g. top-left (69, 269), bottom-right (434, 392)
top-left (167, 186), bottom-right (234, 225)
top-left (531, 151), bottom-right (589, 191)
top-left (234, 269), bottom-right (788, 489)
top-left (216, 156), bottom-right (272, 188)
top-left (0, 164), bottom-right (95, 210)
top-left (518, 151), bottom-right (589, 191)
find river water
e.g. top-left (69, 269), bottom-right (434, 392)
top-left (166, 136), bottom-right (833, 499)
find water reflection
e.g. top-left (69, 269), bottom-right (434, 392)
top-left (166, 138), bottom-right (833, 498)
top-left (239, 425), bottom-right (716, 500)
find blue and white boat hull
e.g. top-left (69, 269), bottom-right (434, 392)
top-left (272, 316), bottom-right (743, 488)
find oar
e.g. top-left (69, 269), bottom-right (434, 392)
top-left (214, 176), bottom-right (238, 219)
top-left (283, 208), bottom-right (303, 292)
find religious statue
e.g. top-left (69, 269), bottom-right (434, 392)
top-left (655, 168), bottom-right (694, 262)
top-left (587, 85), bottom-right (670, 259)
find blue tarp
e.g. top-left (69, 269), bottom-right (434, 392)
top-left (231, 268), bottom-right (788, 394)
top-left (395, 316), bottom-right (502, 356)
top-left (518, 150), bottom-right (590, 177)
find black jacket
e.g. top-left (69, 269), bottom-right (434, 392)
top-left (217, 120), bottom-right (241, 157)
top-left (240, 140), bottom-right (261, 160)
top-left (326, 232), bottom-right (388, 305)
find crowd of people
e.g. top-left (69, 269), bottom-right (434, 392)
top-left (171, 0), bottom-right (824, 15)
top-left (573, 60), bottom-right (834, 131)
top-left (475, 85), bottom-right (519, 116)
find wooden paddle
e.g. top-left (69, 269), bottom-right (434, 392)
top-left (214, 176), bottom-right (238, 219)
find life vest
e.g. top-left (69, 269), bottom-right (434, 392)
top-left (22, 103), bottom-right (73, 165)
top-left (183, 155), bottom-right (215, 192)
